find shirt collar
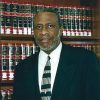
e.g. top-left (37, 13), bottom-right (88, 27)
top-left (49, 42), bottom-right (62, 59)
top-left (39, 42), bottom-right (62, 59)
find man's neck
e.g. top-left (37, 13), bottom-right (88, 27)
top-left (43, 41), bottom-right (61, 54)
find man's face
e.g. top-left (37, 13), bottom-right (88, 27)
top-left (33, 12), bottom-right (62, 53)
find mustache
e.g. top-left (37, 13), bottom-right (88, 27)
top-left (37, 36), bottom-right (51, 41)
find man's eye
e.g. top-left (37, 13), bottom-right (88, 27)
top-left (48, 24), bottom-right (55, 29)
top-left (35, 26), bottom-right (42, 30)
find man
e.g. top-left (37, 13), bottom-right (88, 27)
top-left (13, 9), bottom-right (100, 100)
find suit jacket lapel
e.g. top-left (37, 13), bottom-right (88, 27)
top-left (33, 52), bottom-right (42, 100)
top-left (26, 51), bottom-right (41, 100)
top-left (51, 44), bottom-right (76, 100)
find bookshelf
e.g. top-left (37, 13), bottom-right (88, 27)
top-left (0, 0), bottom-right (100, 99)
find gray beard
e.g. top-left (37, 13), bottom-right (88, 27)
top-left (38, 32), bottom-right (61, 54)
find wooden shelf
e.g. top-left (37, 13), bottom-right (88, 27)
top-left (1, 86), bottom-right (13, 89)
top-left (0, 34), bottom-right (34, 41)
top-left (1, 80), bottom-right (13, 86)
top-left (0, 34), bottom-right (100, 42)
top-left (62, 36), bottom-right (100, 42)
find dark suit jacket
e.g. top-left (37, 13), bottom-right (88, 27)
top-left (13, 44), bottom-right (100, 100)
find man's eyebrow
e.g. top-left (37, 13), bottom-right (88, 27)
top-left (35, 23), bottom-right (55, 25)
top-left (34, 24), bottom-right (43, 26)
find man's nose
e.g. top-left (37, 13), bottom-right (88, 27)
top-left (41, 27), bottom-right (48, 35)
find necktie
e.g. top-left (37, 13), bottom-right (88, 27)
top-left (41, 56), bottom-right (51, 100)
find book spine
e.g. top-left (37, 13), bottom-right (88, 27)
top-left (0, 88), bottom-right (13, 100)
top-left (8, 43), bottom-right (15, 80)
top-left (1, 43), bottom-right (9, 80)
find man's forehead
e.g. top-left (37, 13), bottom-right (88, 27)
top-left (34, 12), bottom-right (58, 24)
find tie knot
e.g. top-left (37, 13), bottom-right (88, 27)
top-left (48, 56), bottom-right (50, 60)
top-left (46, 56), bottom-right (51, 67)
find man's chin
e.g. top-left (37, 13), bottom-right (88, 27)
top-left (39, 45), bottom-right (50, 51)
top-left (40, 46), bottom-right (49, 50)
top-left (39, 43), bottom-right (50, 48)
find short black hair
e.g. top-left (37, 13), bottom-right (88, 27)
top-left (33, 7), bottom-right (62, 27)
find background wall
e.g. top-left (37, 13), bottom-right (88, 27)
top-left (94, 0), bottom-right (100, 36)
top-left (12, 0), bottom-right (80, 6)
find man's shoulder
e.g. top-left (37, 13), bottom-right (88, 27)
top-left (15, 53), bottom-right (39, 70)
top-left (62, 43), bottom-right (97, 59)
top-left (62, 44), bottom-right (100, 66)
top-left (22, 53), bottom-right (38, 62)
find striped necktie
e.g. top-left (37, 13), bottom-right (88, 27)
top-left (41, 56), bottom-right (51, 100)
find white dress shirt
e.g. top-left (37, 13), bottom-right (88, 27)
top-left (38, 42), bottom-right (62, 92)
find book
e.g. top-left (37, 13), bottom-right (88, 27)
top-left (1, 15), bottom-right (6, 34)
top-left (12, 16), bottom-right (18, 34)
top-left (0, 88), bottom-right (13, 100)
top-left (1, 58), bottom-right (9, 80)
